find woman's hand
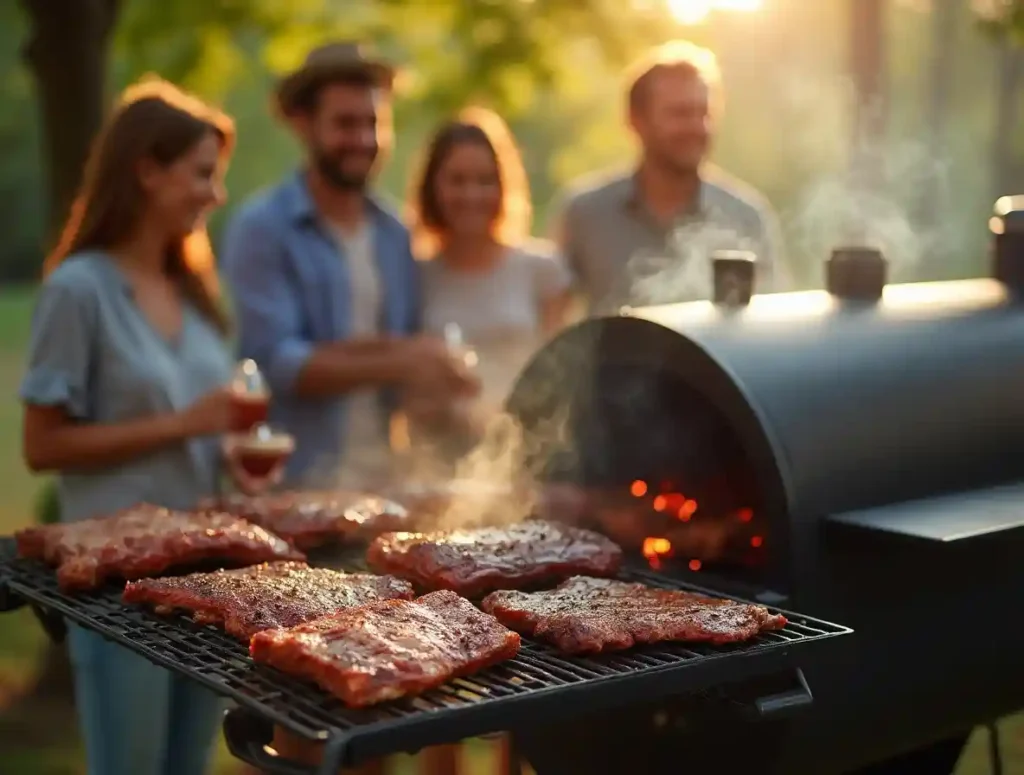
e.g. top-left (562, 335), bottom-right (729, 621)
top-left (403, 336), bottom-right (482, 401)
top-left (177, 386), bottom-right (235, 438)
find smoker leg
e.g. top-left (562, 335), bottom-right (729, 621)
top-left (848, 733), bottom-right (971, 775)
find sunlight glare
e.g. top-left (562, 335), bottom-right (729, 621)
top-left (667, 0), bottom-right (762, 24)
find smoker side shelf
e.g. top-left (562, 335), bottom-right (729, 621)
top-left (826, 481), bottom-right (1024, 543)
top-left (0, 548), bottom-right (852, 769)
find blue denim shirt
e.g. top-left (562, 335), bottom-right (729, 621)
top-left (221, 171), bottom-right (420, 485)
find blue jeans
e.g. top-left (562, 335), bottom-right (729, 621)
top-left (68, 625), bottom-right (224, 775)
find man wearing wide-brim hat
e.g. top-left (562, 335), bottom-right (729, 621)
top-left (222, 41), bottom-right (480, 488)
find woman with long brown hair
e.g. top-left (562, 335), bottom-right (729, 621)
top-left (20, 77), bottom-right (238, 775)
top-left (404, 108), bottom-right (572, 461)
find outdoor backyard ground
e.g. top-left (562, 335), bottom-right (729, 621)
top-left (0, 286), bottom-right (1018, 774)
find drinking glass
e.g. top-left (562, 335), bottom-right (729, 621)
top-left (224, 423), bottom-right (294, 494)
top-left (443, 323), bottom-right (479, 369)
top-left (230, 359), bottom-right (270, 432)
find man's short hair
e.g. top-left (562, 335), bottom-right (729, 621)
top-left (625, 40), bottom-right (722, 115)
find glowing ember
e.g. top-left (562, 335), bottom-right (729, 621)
top-left (630, 480), bottom-right (648, 498)
top-left (653, 495), bottom-right (668, 512)
top-left (737, 508), bottom-right (753, 522)
top-left (643, 537), bottom-right (671, 556)
top-left (677, 499), bottom-right (698, 520)
top-left (688, 559), bottom-right (702, 572)
top-left (750, 535), bottom-right (764, 548)
top-left (642, 536), bottom-right (672, 569)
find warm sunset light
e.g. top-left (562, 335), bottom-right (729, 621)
top-left (666, 0), bottom-right (763, 25)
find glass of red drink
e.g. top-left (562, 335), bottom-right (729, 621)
top-left (230, 359), bottom-right (270, 432)
top-left (226, 424), bottom-right (295, 486)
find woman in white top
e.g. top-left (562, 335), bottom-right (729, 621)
top-left (405, 108), bottom-right (572, 445)
top-left (402, 104), bottom-right (572, 775)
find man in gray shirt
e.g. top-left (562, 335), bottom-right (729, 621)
top-left (554, 41), bottom-right (786, 314)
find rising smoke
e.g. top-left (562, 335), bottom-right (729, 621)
top-left (622, 67), bottom-right (972, 306)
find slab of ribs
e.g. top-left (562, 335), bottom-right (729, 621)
top-left (123, 561), bottom-right (415, 640)
top-left (365, 519), bottom-right (623, 597)
top-left (200, 490), bottom-right (410, 549)
top-left (250, 589), bottom-right (521, 707)
top-left (15, 503), bottom-right (304, 591)
top-left (482, 576), bottom-right (788, 654)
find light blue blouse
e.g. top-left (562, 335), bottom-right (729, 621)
top-left (19, 252), bottom-right (233, 522)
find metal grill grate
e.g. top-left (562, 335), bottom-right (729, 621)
top-left (0, 538), bottom-right (850, 768)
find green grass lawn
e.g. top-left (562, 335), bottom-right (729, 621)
top-left (0, 285), bottom-right (1018, 774)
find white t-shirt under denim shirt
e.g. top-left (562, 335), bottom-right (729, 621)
top-left (325, 219), bottom-right (393, 486)
top-left (421, 243), bottom-right (573, 417)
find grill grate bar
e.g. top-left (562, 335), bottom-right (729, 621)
top-left (0, 539), bottom-right (850, 764)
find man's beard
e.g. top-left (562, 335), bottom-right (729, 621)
top-left (313, 148), bottom-right (376, 192)
top-left (650, 143), bottom-right (705, 178)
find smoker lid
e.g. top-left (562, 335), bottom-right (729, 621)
top-left (507, 279), bottom-right (1024, 523)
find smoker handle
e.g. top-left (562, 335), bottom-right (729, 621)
top-left (0, 576), bottom-right (27, 613)
top-left (222, 706), bottom-right (350, 775)
top-left (750, 668), bottom-right (814, 719)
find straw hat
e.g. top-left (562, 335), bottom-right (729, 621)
top-left (275, 41), bottom-right (396, 117)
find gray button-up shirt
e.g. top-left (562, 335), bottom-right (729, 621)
top-left (19, 252), bottom-right (232, 522)
top-left (555, 167), bottom-right (786, 314)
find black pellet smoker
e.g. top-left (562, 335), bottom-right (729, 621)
top-left (504, 199), bottom-right (1024, 774)
top-left (1, 199), bottom-right (1022, 775)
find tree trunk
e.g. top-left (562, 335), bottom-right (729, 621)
top-left (918, 0), bottom-right (958, 230)
top-left (14, 0), bottom-right (120, 706)
top-left (19, 0), bottom-right (121, 246)
top-left (925, 0), bottom-right (958, 157)
top-left (993, 40), bottom-right (1023, 198)
top-left (849, 0), bottom-right (888, 191)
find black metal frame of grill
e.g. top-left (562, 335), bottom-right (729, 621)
top-left (0, 537), bottom-right (850, 773)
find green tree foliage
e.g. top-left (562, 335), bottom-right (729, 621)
top-left (2, 0), bottom-right (1020, 285)
top-left (6, 0), bottom-right (674, 280)
top-left (973, 0), bottom-right (1024, 43)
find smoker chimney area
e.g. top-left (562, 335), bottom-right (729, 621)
top-left (711, 249), bottom-right (756, 307)
top-left (825, 245), bottom-right (888, 302)
top-left (506, 249), bottom-right (1024, 773)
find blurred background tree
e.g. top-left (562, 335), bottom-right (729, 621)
top-left (5, 0), bottom-right (1019, 287)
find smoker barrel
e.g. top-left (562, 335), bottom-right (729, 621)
top-left (509, 278), bottom-right (1024, 529)
top-left (506, 278), bottom-right (1024, 773)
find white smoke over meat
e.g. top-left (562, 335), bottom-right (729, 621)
top-left (357, 327), bottom-right (597, 532)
